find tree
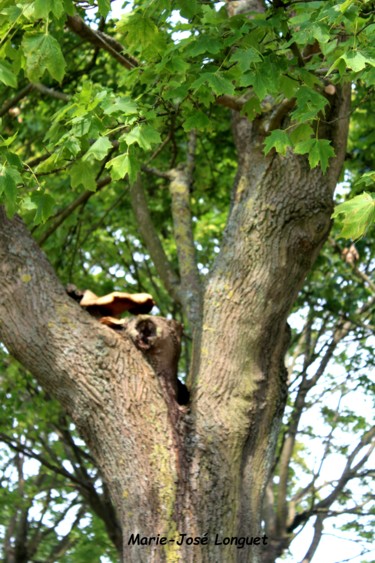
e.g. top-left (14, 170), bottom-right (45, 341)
top-left (0, 0), bottom-right (374, 562)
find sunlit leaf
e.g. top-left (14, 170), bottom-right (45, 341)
top-left (83, 137), bottom-right (113, 162)
top-left (70, 161), bottom-right (97, 191)
top-left (332, 192), bottom-right (375, 239)
top-left (0, 61), bottom-right (17, 88)
top-left (31, 192), bottom-right (56, 224)
top-left (264, 130), bottom-right (291, 156)
top-left (22, 33), bottom-right (66, 82)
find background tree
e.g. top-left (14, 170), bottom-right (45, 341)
top-left (0, 1), bottom-right (374, 562)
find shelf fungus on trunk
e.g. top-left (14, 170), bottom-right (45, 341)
top-left (66, 285), bottom-right (188, 407)
top-left (78, 289), bottom-right (155, 317)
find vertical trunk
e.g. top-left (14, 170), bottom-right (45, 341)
top-left (181, 83), bottom-right (350, 559)
top-left (184, 154), bottom-right (332, 563)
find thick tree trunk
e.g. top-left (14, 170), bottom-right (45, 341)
top-left (186, 156), bottom-right (330, 561)
top-left (181, 85), bottom-right (350, 562)
top-left (0, 80), bottom-right (350, 562)
top-left (0, 211), bottom-right (181, 562)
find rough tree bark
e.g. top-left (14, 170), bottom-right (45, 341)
top-left (0, 4), bottom-right (351, 559)
top-left (0, 79), bottom-right (349, 562)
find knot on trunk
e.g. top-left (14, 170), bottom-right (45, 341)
top-left (126, 316), bottom-right (189, 406)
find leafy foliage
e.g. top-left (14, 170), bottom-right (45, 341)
top-left (332, 192), bottom-right (375, 239)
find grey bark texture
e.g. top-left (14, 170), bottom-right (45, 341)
top-left (0, 76), bottom-right (350, 562)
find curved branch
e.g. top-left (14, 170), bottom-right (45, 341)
top-left (0, 207), bottom-right (180, 542)
top-left (288, 426), bottom-right (375, 533)
top-left (37, 176), bottom-right (111, 245)
top-left (300, 515), bottom-right (324, 563)
top-left (66, 15), bottom-right (138, 70)
top-left (169, 160), bottom-right (203, 327)
top-left (129, 176), bottom-right (182, 305)
top-left (0, 84), bottom-right (33, 117)
top-left (32, 82), bottom-right (69, 101)
top-left (0, 432), bottom-right (91, 490)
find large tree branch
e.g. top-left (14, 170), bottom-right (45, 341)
top-left (0, 208), bottom-right (180, 548)
top-left (191, 63), bottom-right (350, 537)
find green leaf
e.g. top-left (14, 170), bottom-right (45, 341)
top-left (310, 24), bottom-right (330, 44)
top-left (105, 153), bottom-right (140, 183)
top-left (332, 193), bottom-right (375, 239)
top-left (176, 0), bottom-right (201, 19)
top-left (292, 86), bottom-right (328, 121)
top-left (339, 0), bottom-right (354, 12)
top-left (183, 111), bottom-right (210, 131)
top-left (103, 97), bottom-right (138, 116)
top-left (0, 133), bottom-right (18, 148)
top-left (229, 48), bottom-right (262, 72)
top-left (308, 139), bottom-right (335, 173)
top-left (354, 171), bottom-right (375, 189)
top-left (22, 33), bottom-right (66, 82)
top-left (253, 71), bottom-right (272, 100)
top-left (342, 52), bottom-right (370, 73)
top-left (192, 72), bottom-right (235, 96)
top-left (0, 164), bottom-right (21, 216)
top-left (201, 4), bottom-right (227, 25)
top-left (290, 124), bottom-right (314, 145)
top-left (98, 0), bottom-right (111, 17)
top-left (119, 13), bottom-right (165, 56)
top-left (264, 130), bottom-right (291, 156)
top-left (240, 69), bottom-right (274, 100)
top-left (124, 125), bottom-right (161, 151)
top-left (293, 138), bottom-right (315, 155)
top-left (70, 161), bottom-right (97, 191)
top-left (34, 0), bottom-right (64, 18)
top-left (294, 138), bottom-right (335, 173)
top-left (185, 36), bottom-right (222, 57)
top-left (82, 137), bottom-right (112, 161)
top-left (31, 192), bottom-right (56, 224)
top-left (0, 61), bottom-right (17, 88)
top-left (241, 97), bottom-right (262, 120)
top-left (207, 73), bottom-right (235, 96)
top-left (280, 75), bottom-right (298, 98)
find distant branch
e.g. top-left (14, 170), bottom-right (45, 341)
top-left (0, 432), bottom-right (91, 490)
top-left (129, 175), bottom-right (182, 304)
top-left (32, 82), bottom-right (70, 102)
top-left (0, 84), bottom-right (33, 117)
top-left (300, 515), bottom-right (324, 563)
top-left (66, 15), bottom-right (138, 70)
top-left (0, 82), bottom-right (69, 120)
top-left (216, 94), bottom-right (246, 112)
top-left (276, 316), bottom-right (354, 533)
top-left (168, 133), bottom-right (203, 326)
top-left (329, 238), bottom-right (375, 294)
top-left (315, 426), bottom-right (375, 511)
top-left (288, 426), bottom-right (375, 532)
top-left (37, 176), bottom-right (111, 245)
